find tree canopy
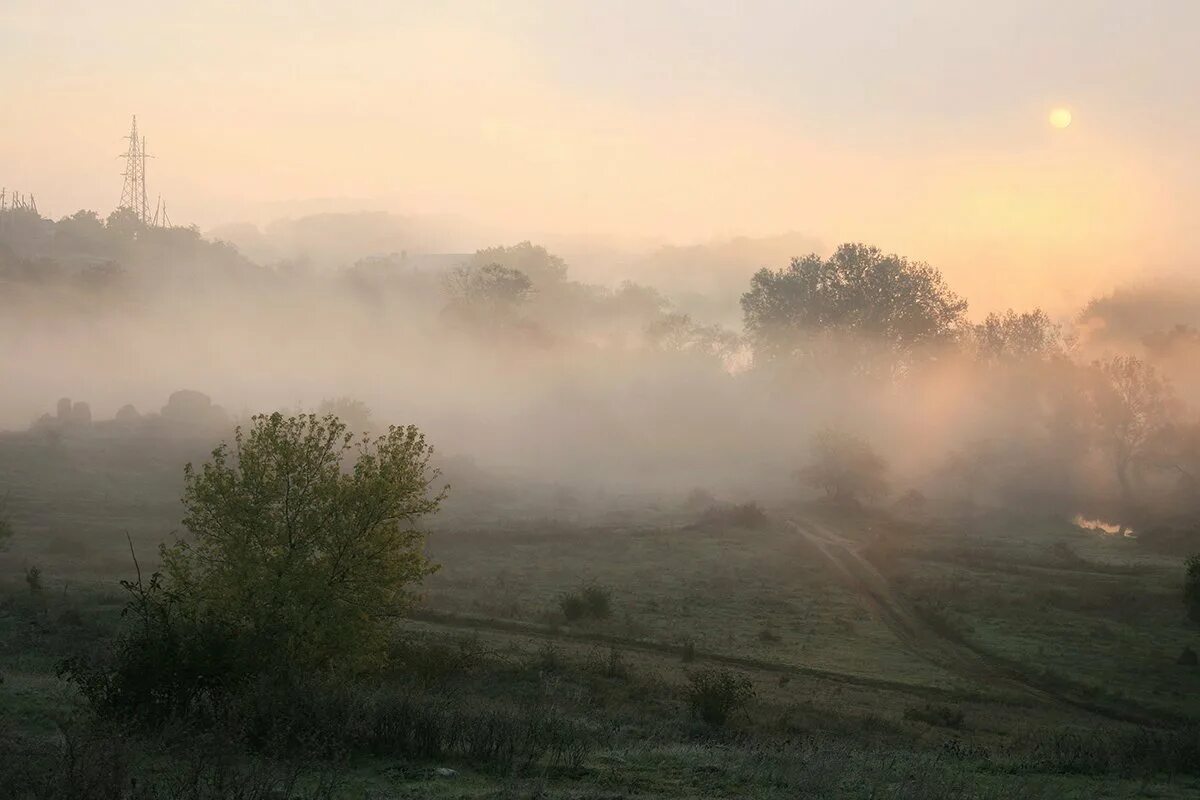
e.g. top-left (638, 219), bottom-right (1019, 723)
top-left (800, 427), bottom-right (888, 504)
top-left (163, 412), bottom-right (446, 673)
top-left (741, 243), bottom-right (967, 372)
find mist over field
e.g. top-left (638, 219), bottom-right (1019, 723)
top-left (4, 4), bottom-right (1200, 799)
top-left (3, 209), bottom-right (1199, 516)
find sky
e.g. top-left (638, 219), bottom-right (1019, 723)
top-left (2, 0), bottom-right (1198, 312)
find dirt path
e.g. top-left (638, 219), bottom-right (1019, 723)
top-left (407, 607), bottom-right (976, 703)
top-left (788, 517), bottom-right (1173, 727)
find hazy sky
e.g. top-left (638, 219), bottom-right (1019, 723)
top-left (3, 1), bottom-right (1198, 310)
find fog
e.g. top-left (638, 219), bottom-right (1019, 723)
top-left (3, 206), bottom-right (1198, 533)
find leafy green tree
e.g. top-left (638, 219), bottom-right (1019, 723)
top-left (801, 428), bottom-right (888, 504)
top-left (740, 243), bottom-right (967, 373)
top-left (163, 412), bottom-right (446, 674)
top-left (1185, 554), bottom-right (1200, 625)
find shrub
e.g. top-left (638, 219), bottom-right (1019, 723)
top-left (560, 592), bottom-right (587, 622)
top-left (559, 583), bottom-right (611, 622)
top-left (0, 494), bottom-right (12, 551)
top-left (800, 428), bottom-right (888, 505)
top-left (58, 570), bottom-right (245, 724)
top-left (536, 642), bottom-right (562, 672)
top-left (1185, 554), bottom-right (1200, 625)
top-left (1179, 646), bottom-right (1198, 667)
top-left (388, 635), bottom-right (488, 685)
top-left (0, 718), bottom-right (340, 800)
top-left (25, 566), bottom-right (42, 597)
top-left (225, 678), bottom-right (596, 775)
top-left (685, 668), bottom-right (755, 726)
top-left (62, 413), bottom-right (447, 725)
top-left (1005, 725), bottom-right (1200, 777)
top-left (588, 647), bottom-right (628, 680)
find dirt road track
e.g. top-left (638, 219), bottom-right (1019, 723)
top-left (788, 517), bottom-right (1176, 727)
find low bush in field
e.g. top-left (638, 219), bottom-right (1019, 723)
top-left (386, 634), bottom-right (490, 685)
top-left (685, 668), bottom-right (755, 726)
top-left (228, 679), bottom-right (597, 774)
top-left (1002, 725), bottom-right (1200, 777)
top-left (559, 583), bottom-right (612, 622)
top-left (0, 721), bottom-right (340, 800)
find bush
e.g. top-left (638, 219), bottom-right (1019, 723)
top-left (25, 566), bottom-right (42, 597)
top-left (58, 570), bottom-right (245, 725)
top-left (0, 718), bottom-right (341, 800)
top-left (387, 634), bottom-right (488, 685)
top-left (225, 678), bottom-right (596, 775)
top-left (1178, 645), bottom-right (1198, 667)
top-left (63, 413), bottom-right (447, 725)
top-left (800, 428), bottom-right (888, 505)
top-left (0, 495), bottom-right (12, 551)
top-left (685, 668), bottom-right (755, 726)
top-left (1185, 554), bottom-right (1200, 625)
top-left (1005, 725), bottom-right (1200, 777)
top-left (559, 583), bottom-right (611, 622)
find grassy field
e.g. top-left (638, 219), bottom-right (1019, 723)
top-left (2, 428), bottom-right (1200, 798)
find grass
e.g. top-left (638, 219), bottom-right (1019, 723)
top-left (4, 429), bottom-right (1200, 796)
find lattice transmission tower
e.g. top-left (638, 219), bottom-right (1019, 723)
top-left (118, 115), bottom-right (153, 223)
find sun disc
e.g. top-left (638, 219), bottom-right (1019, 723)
top-left (1049, 108), bottom-right (1073, 129)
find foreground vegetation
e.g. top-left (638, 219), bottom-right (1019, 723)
top-left (3, 426), bottom-right (1199, 797)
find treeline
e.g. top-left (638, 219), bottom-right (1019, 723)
top-left (3, 208), bottom-right (1199, 539)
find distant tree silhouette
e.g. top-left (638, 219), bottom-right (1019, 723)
top-left (801, 427), bottom-right (888, 504)
top-left (741, 243), bottom-right (967, 374)
top-left (1089, 356), bottom-right (1174, 510)
top-left (971, 308), bottom-right (1066, 362)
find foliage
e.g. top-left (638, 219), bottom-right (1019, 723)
top-left (645, 312), bottom-right (740, 361)
top-left (446, 263), bottom-right (534, 312)
top-left (1185, 554), bottom-right (1200, 625)
top-left (685, 668), bottom-right (755, 726)
top-left (24, 566), bottom-right (42, 597)
top-left (63, 413), bottom-right (445, 723)
top-left (559, 583), bottom-right (612, 622)
top-left (58, 567), bottom-right (244, 723)
top-left (315, 396), bottom-right (373, 434)
top-left (971, 308), bottom-right (1066, 362)
top-left (0, 494), bottom-right (12, 551)
top-left (800, 428), bottom-right (888, 504)
top-left (1089, 356), bottom-right (1174, 505)
top-left (464, 241), bottom-right (568, 288)
top-left (225, 677), bottom-right (596, 775)
top-left (166, 413), bottom-right (445, 673)
top-left (740, 243), bottom-right (967, 372)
